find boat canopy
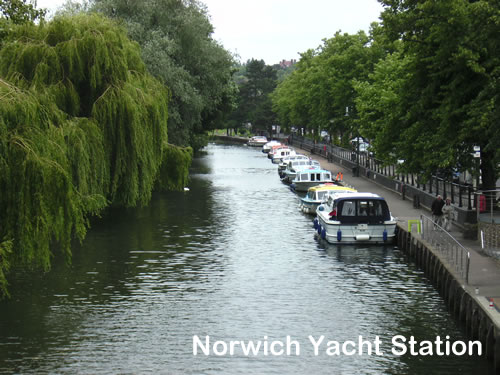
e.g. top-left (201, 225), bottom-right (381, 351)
top-left (329, 196), bottom-right (391, 224)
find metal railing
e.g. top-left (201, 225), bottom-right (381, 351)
top-left (476, 189), bottom-right (500, 259)
top-left (420, 215), bottom-right (470, 284)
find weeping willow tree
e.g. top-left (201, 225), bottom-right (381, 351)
top-left (0, 14), bottom-right (186, 297)
top-left (155, 144), bottom-right (193, 191)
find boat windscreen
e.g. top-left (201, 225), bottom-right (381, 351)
top-left (317, 191), bottom-right (328, 200)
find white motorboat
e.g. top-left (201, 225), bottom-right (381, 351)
top-left (314, 192), bottom-right (397, 244)
top-left (278, 154), bottom-right (311, 178)
top-left (282, 160), bottom-right (321, 183)
top-left (262, 140), bottom-right (281, 153)
top-left (290, 168), bottom-right (333, 192)
top-left (299, 184), bottom-right (357, 214)
top-left (270, 147), bottom-right (296, 164)
top-left (248, 136), bottom-right (268, 147)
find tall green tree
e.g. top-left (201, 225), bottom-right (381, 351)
top-left (374, 0), bottom-right (500, 186)
top-left (271, 50), bottom-right (316, 133)
top-left (0, 0), bottom-right (45, 23)
top-left (90, 0), bottom-right (237, 150)
top-left (228, 59), bottom-right (277, 135)
top-left (232, 59), bottom-right (277, 134)
top-left (355, 45), bottom-right (416, 165)
top-left (272, 28), bottom-right (384, 143)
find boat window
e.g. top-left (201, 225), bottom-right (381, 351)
top-left (317, 191), bottom-right (327, 200)
top-left (341, 201), bottom-right (355, 216)
top-left (356, 200), bottom-right (384, 216)
top-left (337, 199), bottom-right (390, 223)
top-left (358, 201), bottom-right (369, 216)
top-left (300, 173), bottom-right (308, 181)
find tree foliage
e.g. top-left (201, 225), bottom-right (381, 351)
top-left (228, 59), bottom-right (277, 134)
top-left (271, 2), bottom-right (499, 185)
top-left (0, 0), bottom-right (46, 23)
top-left (356, 0), bottom-right (500, 185)
top-left (272, 29), bottom-right (383, 143)
top-left (0, 13), bottom-right (176, 297)
top-left (155, 144), bottom-right (193, 191)
top-left (90, 0), bottom-right (237, 150)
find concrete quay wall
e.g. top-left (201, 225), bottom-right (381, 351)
top-left (397, 226), bottom-right (500, 372)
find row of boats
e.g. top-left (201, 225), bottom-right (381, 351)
top-left (251, 136), bottom-right (398, 245)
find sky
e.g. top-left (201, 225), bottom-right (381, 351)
top-left (36, 0), bottom-right (384, 65)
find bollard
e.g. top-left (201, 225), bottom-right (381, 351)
top-left (413, 194), bottom-right (420, 209)
top-left (408, 219), bottom-right (421, 233)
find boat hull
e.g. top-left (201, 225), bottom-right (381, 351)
top-left (314, 216), bottom-right (397, 244)
top-left (300, 200), bottom-right (319, 214)
top-left (248, 141), bottom-right (267, 147)
top-left (292, 181), bottom-right (333, 192)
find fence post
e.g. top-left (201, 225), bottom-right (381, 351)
top-left (468, 186), bottom-right (472, 210)
top-left (459, 185), bottom-right (463, 207)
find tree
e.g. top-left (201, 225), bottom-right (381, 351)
top-left (0, 13), bottom-right (173, 297)
top-left (355, 45), bottom-right (417, 165)
top-left (0, 0), bottom-right (45, 23)
top-left (271, 29), bottom-right (384, 143)
top-left (90, 0), bottom-right (237, 150)
top-left (376, 0), bottom-right (500, 187)
top-left (229, 59), bottom-right (277, 135)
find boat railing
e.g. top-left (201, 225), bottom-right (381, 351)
top-left (420, 214), bottom-right (470, 284)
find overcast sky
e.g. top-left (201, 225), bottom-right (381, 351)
top-left (36, 0), bottom-right (384, 65)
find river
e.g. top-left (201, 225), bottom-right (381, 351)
top-left (0, 143), bottom-right (493, 374)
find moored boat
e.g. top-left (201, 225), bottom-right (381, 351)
top-left (314, 192), bottom-right (397, 244)
top-left (282, 160), bottom-right (321, 183)
top-left (267, 144), bottom-right (285, 159)
top-left (248, 136), bottom-right (268, 147)
top-left (262, 140), bottom-right (281, 153)
top-left (300, 184), bottom-right (357, 214)
top-left (270, 146), bottom-right (296, 164)
top-left (278, 154), bottom-right (311, 177)
top-left (290, 168), bottom-right (333, 192)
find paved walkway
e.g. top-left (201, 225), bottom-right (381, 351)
top-left (297, 148), bottom-right (500, 318)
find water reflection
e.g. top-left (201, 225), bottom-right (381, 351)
top-left (0, 144), bottom-right (493, 374)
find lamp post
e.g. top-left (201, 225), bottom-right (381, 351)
top-left (346, 106), bottom-right (360, 177)
top-left (356, 136), bottom-right (360, 177)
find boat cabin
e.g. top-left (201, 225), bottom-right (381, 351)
top-left (325, 193), bottom-right (391, 224)
top-left (291, 168), bottom-right (333, 191)
top-left (295, 169), bottom-right (332, 183)
top-left (305, 184), bottom-right (356, 202)
top-left (271, 147), bottom-right (296, 163)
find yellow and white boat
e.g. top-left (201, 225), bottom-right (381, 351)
top-left (299, 183), bottom-right (357, 214)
